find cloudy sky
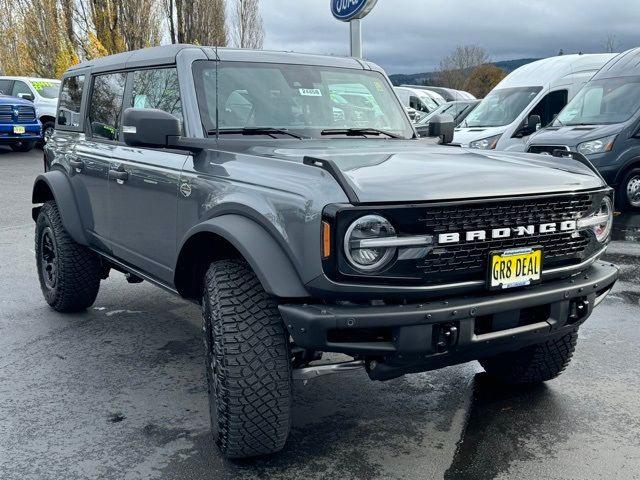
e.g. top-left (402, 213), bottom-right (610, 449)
top-left (260, 0), bottom-right (639, 74)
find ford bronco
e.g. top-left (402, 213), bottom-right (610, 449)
top-left (33, 45), bottom-right (618, 458)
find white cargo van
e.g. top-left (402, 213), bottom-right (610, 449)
top-left (452, 54), bottom-right (617, 151)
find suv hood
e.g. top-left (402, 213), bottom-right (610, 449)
top-left (528, 124), bottom-right (624, 148)
top-left (0, 94), bottom-right (35, 107)
top-left (236, 139), bottom-right (605, 203)
top-left (452, 126), bottom-right (506, 146)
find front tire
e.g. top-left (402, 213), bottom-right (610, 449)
top-left (479, 329), bottom-right (578, 384)
top-left (42, 121), bottom-right (55, 145)
top-left (35, 201), bottom-right (101, 312)
top-left (202, 259), bottom-right (292, 458)
top-left (618, 167), bottom-right (640, 211)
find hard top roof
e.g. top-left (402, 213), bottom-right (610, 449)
top-left (64, 44), bottom-right (381, 76)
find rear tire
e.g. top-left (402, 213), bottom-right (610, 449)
top-left (479, 329), bottom-right (578, 384)
top-left (202, 259), bottom-right (292, 458)
top-left (618, 167), bottom-right (640, 211)
top-left (35, 201), bottom-right (101, 312)
top-left (11, 141), bottom-right (36, 152)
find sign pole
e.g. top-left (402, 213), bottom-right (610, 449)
top-left (350, 19), bottom-right (362, 58)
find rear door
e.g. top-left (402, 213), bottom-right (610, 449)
top-left (108, 67), bottom-right (189, 283)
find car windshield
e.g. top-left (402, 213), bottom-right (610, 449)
top-left (417, 102), bottom-right (468, 125)
top-left (463, 86), bottom-right (542, 127)
top-left (193, 61), bottom-right (414, 139)
top-left (555, 77), bottom-right (640, 126)
top-left (30, 80), bottom-right (60, 99)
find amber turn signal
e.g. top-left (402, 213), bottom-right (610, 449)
top-left (322, 221), bottom-right (331, 259)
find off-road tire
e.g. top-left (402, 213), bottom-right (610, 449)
top-left (202, 259), bottom-right (292, 458)
top-left (11, 141), bottom-right (36, 152)
top-left (35, 201), bottom-right (101, 312)
top-left (479, 329), bottom-right (579, 384)
top-left (618, 167), bottom-right (640, 211)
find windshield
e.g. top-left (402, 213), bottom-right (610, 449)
top-left (30, 80), bottom-right (60, 99)
top-left (555, 77), bottom-right (640, 126)
top-left (417, 102), bottom-right (469, 125)
top-left (463, 86), bottom-right (542, 128)
top-left (193, 61), bottom-right (414, 139)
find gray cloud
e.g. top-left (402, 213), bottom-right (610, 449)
top-left (260, 0), bottom-right (640, 74)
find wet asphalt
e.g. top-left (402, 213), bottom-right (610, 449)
top-left (0, 148), bottom-right (639, 480)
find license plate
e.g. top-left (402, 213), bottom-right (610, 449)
top-left (489, 247), bottom-right (543, 290)
top-left (13, 126), bottom-right (25, 134)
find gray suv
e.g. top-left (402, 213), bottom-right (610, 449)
top-left (33, 45), bottom-right (618, 458)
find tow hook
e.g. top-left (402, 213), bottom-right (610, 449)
top-left (568, 297), bottom-right (590, 324)
top-left (435, 323), bottom-right (459, 352)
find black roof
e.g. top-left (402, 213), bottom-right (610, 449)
top-left (65, 44), bottom-right (381, 77)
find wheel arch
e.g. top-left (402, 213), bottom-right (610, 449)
top-left (615, 158), bottom-right (640, 185)
top-left (175, 215), bottom-right (310, 301)
top-left (32, 170), bottom-right (88, 245)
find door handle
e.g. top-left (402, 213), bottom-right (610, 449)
top-left (109, 168), bottom-right (129, 183)
top-left (69, 159), bottom-right (84, 173)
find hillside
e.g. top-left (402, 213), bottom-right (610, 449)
top-left (389, 58), bottom-right (541, 86)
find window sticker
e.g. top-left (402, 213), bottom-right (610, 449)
top-left (31, 81), bottom-right (56, 92)
top-left (299, 88), bottom-right (322, 97)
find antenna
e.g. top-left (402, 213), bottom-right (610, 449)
top-left (215, 44), bottom-right (220, 140)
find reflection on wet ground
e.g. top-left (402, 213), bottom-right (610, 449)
top-left (612, 212), bottom-right (640, 242)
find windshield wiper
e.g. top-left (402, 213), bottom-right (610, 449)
top-left (320, 128), bottom-right (402, 139)
top-left (211, 127), bottom-right (307, 139)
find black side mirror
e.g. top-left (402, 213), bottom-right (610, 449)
top-left (18, 93), bottom-right (35, 102)
top-left (122, 108), bottom-right (181, 148)
top-left (528, 114), bottom-right (541, 131)
top-left (417, 114), bottom-right (455, 144)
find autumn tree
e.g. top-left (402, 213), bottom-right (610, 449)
top-left (465, 64), bottom-right (507, 98)
top-left (230, 0), bottom-right (264, 49)
top-left (175, 0), bottom-right (227, 46)
top-left (438, 45), bottom-right (490, 90)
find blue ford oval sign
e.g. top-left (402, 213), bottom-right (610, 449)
top-left (331, 0), bottom-right (378, 22)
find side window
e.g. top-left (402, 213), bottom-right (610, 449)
top-left (88, 73), bottom-right (126, 141)
top-left (11, 81), bottom-right (32, 98)
top-left (530, 89), bottom-right (569, 126)
top-left (131, 68), bottom-right (183, 128)
top-left (57, 75), bottom-right (85, 129)
top-left (0, 79), bottom-right (12, 95)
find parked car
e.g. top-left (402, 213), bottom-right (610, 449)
top-left (417, 100), bottom-right (480, 127)
top-left (0, 94), bottom-right (42, 151)
top-left (394, 86), bottom-right (444, 116)
top-left (402, 85), bottom-right (476, 102)
top-left (452, 54), bottom-right (617, 151)
top-left (527, 48), bottom-right (640, 210)
top-left (0, 76), bottom-right (60, 144)
top-left (34, 45), bottom-right (617, 459)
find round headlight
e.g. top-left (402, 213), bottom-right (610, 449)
top-left (593, 197), bottom-right (613, 242)
top-left (344, 215), bottom-right (396, 272)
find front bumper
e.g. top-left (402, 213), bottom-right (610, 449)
top-left (0, 123), bottom-right (42, 143)
top-left (280, 261), bottom-right (618, 379)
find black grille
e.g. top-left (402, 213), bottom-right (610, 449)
top-left (528, 145), bottom-right (569, 155)
top-left (330, 192), bottom-right (604, 287)
top-left (416, 194), bottom-right (594, 280)
top-left (17, 105), bottom-right (36, 122)
top-left (0, 105), bottom-right (11, 122)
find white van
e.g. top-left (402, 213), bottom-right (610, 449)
top-left (452, 54), bottom-right (617, 151)
top-left (394, 86), bottom-right (446, 118)
top-left (0, 76), bottom-right (61, 144)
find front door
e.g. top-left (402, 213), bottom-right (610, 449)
top-left (107, 67), bottom-right (188, 284)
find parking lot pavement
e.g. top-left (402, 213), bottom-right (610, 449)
top-left (1, 147), bottom-right (639, 480)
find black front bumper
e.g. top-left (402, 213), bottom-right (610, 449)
top-left (280, 262), bottom-right (618, 380)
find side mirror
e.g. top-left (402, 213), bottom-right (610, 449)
top-left (18, 92), bottom-right (35, 102)
top-left (527, 114), bottom-right (541, 131)
top-left (417, 114), bottom-right (455, 144)
top-left (122, 108), bottom-right (181, 148)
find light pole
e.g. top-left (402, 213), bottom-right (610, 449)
top-left (330, 0), bottom-right (379, 59)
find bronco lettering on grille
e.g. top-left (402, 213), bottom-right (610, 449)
top-left (438, 221), bottom-right (577, 245)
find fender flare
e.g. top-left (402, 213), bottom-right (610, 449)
top-left (178, 215), bottom-right (310, 298)
top-left (32, 170), bottom-right (88, 245)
